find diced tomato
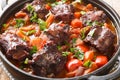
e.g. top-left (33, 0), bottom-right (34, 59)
top-left (95, 55), bottom-right (108, 67)
top-left (66, 59), bottom-right (83, 72)
top-left (71, 19), bottom-right (83, 28)
top-left (84, 50), bottom-right (94, 61)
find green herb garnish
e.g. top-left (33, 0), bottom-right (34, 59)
top-left (86, 20), bottom-right (92, 26)
top-left (30, 12), bottom-right (38, 22)
top-left (27, 4), bottom-right (34, 14)
top-left (37, 19), bottom-right (47, 31)
top-left (3, 24), bottom-right (7, 27)
top-left (15, 19), bottom-right (25, 28)
top-left (30, 46), bottom-right (38, 55)
top-left (26, 30), bottom-right (36, 36)
top-left (83, 60), bottom-right (92, 68)
top-left (57, 45), bottom-right (62, 50)
top-left (24, 58), bottom-right (29, 64)
top-left (70, 48), bottom-right (84, 60)
top-left (62, 52), bottom-right (70, 56)
top-left (74, 49), bottom-right (84, 60)
top-left (81, 30), bottom-right (85, 40)
top-left (72, 38), bottom-right (77, 43)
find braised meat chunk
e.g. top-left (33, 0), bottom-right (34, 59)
top-left (0, 28), bottom-right (30, 61)
top-left (81, 10), bottom-right (107, 26)
top-left (51, 4), bottom-right (74, 23)
top-left (84, 26), bottom-right (115, 54)
top-left (45, 24), bottom-right (70, 45)
top-left (31, 43), bottom-right (66, 77)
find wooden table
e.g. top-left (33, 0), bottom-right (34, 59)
top-left (0, 0), bottom-right (120, 80)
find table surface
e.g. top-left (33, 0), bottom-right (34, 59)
top-left (0, 0), bottom-right (120, 80)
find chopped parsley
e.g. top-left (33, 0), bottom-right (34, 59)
top-left (80, 29), bottom-right (85, 40)
top-left (15, 19), bottom-right (25, 28)
top-left (26, 4), bottom-right (34, 14)
top-left (3, 24), bottom-right (7, 27)
top-left (30, 46), bottom-right (38, 55)
top-left (57, 45), bottom-right (62, 50)
top-left (62, 52), bottom-right (70, 56)
top-left (26, 30), bottom-right (36, 36)
top-left (37, 19), bottom-right (47, 31)
top-left (86, 20), bottom-right (93, 26)
top-left (86, 20), bottom-right (104, 27)
top-left (30, 12), bottom-right (38, 23)
top-left (72, 38), bottom-right (77, 43)
top-left (24, 58), bottom-right (29, 64)
top-left (70, 48), bottom-right (84, 60)
top-left (83, 60), bottom-right (92, 68)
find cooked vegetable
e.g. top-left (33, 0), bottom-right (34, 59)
top-left (66, 59), bottom-right (83, 72)
top-left (46, 14), bottom-right (54, 28)
top-left (84, 50), bottom-right (94, 61)
top-left (15, 19), bottom-right (25, 28)
top-left (71, 19), bottom-right (83, 28)
top-left (95, 56), bottom-right (108, 67)
top-left (30, 46), bottom-right (38, 55)
top-left (74, 12), bottom-right (81, 18)
top-left (37, 19), bottom-right (47, 31)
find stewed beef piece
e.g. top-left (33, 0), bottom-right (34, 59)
top-left (51, 4), bottom-right (74, 23)
top-left (81, 10), bottom-right (107, 26)
top-left (31, 24), bottom-right (70, 77)
top-left (0, 28), bottom-right (30, 61)
top-left (31, 42), bottom-right (66, 77)
top-left (45, 24), bottom-right (70, 45)
top-left (84, 26), bottom-right (115, 54)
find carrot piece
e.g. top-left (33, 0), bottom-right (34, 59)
top-left (16, 30), bottom-right (30, 42)
top-left (78, 44), bottom-right (89, 53)
top-left (70, 28), bottom-right (81, 34)
top-left (84, 50), bottom-right (94, 61)
top-left (20, 25), bottom-right (35, 31)
top-left (70, 34), bottom-right (79, 39)
top-left (45, 4), bottom-right (51, 10)
top-left (85, 4), bottom-right (93, 11)
top-left (46, 14), bottom-right (54, 28)
top-left (15, 11), bottom-right (27, 18)
top-left (24, 15), bottom-right (30, 23)
top-left (30, 37), bottom-right (46, 50)
top-left (71, 19), bottom-right (83, 28)
top-left (74, 12), bottom-right (81, 18)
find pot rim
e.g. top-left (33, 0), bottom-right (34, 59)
top-left (0, 0), bottom-right (120, 80)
